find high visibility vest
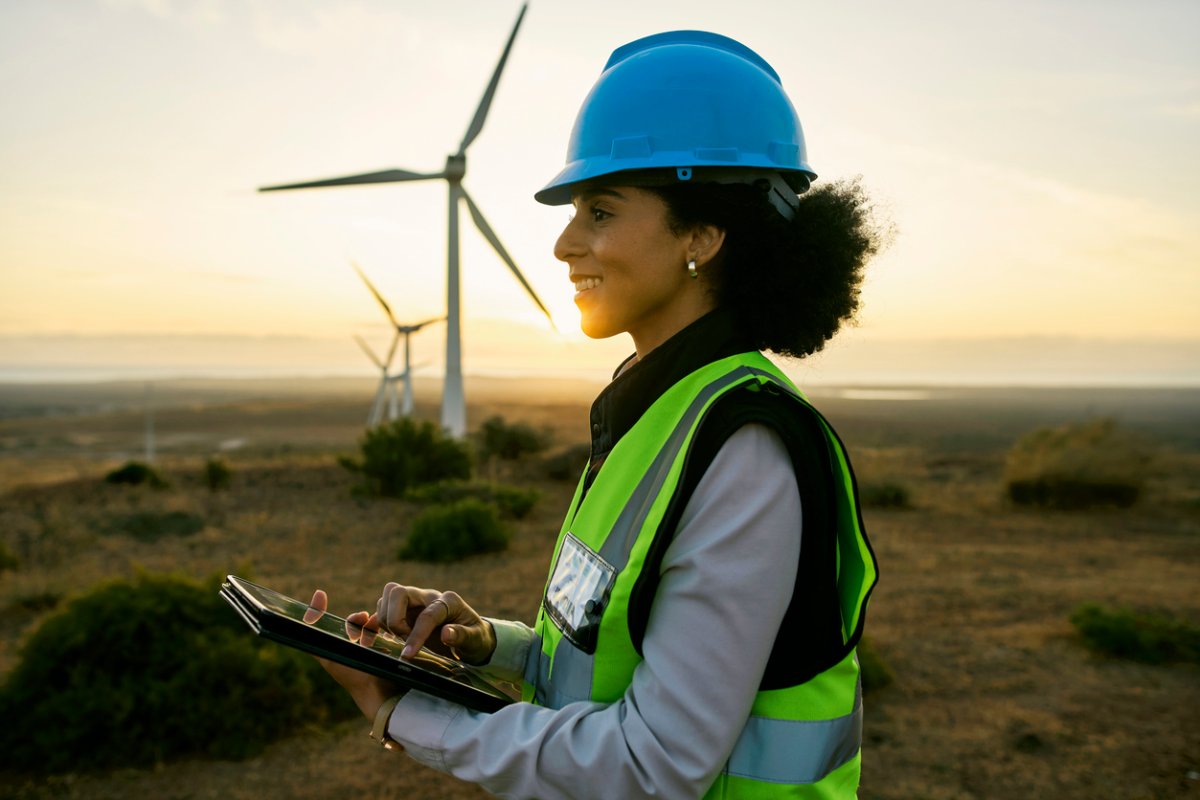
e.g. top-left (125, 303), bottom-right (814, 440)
top-left (523, 352), bottom-right (877, 798)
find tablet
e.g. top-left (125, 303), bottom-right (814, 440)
top-left (220, 575), bottom-right (516, 713)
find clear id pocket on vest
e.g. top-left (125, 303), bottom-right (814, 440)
top-left (543, 533), bottom-right (617, 654)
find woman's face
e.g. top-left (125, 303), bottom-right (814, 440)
top-left (554, 186), bottom-right (718, 357)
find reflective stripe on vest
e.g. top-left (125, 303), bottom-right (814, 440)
top-left (727, 681), bottom-right (862, 784)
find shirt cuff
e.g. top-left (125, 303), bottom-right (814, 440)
top-left (476, 617), bottom-right (534, 682)
top-left (389, 691), bottom-right (465, 773)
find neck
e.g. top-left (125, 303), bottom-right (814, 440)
top-left (630, 295), bottom-right (717, 360)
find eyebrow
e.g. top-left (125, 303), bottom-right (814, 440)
top-left (574, 187), bottom-right (628, 204)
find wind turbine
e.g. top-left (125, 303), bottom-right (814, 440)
top-left (354, 330), bottom-right (401, 428)
top-left (353, 262), bottom-right (444, 419)
top-left (259, 3), bottom-right (551, 438)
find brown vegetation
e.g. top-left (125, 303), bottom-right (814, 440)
top-left (0, 380), bottom-right (1197, 799)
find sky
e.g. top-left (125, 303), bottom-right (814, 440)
top-left (1, 0), bottom-right (1198, 386)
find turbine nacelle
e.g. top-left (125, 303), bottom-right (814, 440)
top-left (444, 154), bottom-right (467, 182)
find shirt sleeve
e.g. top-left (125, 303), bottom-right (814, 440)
top-left (388, 424), bottom-right (802, 800)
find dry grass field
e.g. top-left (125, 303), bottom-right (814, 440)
top-left (0, 377), bottom-right (1197, 799)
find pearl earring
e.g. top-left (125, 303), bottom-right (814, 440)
top-left (687, 259), bottom-right (698, 279)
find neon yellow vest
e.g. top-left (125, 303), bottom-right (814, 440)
top-left (524, 352), bottom-right (877, 798)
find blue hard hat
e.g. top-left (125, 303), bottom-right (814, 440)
top-left (535, 30), bottom-right (815, 213)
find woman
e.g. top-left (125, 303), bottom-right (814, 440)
top-left (312, 30), bottom-right (881, 799)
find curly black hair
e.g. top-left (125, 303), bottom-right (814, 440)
top-left (646, 177), bottom-right (883, 358)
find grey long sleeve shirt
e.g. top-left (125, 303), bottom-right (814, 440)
top-left (387, 423), bottom-right (802, 800)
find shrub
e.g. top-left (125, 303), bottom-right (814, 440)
top-left (1070, 603), bottom-right (1200, 665)
top-left (477, 415), bottom-right (551, 461)
top-left (857, 637), bottom-right (894, 693)
top-left (104, 461), bottom-right (168, 489)
top-left (1004, 418), bottom-right (1151, 509)
top-left (541, 443), bottom-right (592, 482)
top-left (400, 499), bottom-right (509, 562)
top-left (105, 510), bottom-right (205, 542)
top-left (7, 590), bottom-right (60, 613)
top-left (341, 418), bottom-right (472, 498)
top-left (203, 456), bottom-right (233, 492)
top-left (0, 541), bottom-right (17, 573)
top-left (858, 481), bottom-right (912, 510)
top-left (405, 480), bottom-right (540, 519)
top-left (0, 572), bottom-right (355, 773)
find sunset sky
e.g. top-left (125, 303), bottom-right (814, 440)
top-left (1, 0), bottom-right (1197, 385)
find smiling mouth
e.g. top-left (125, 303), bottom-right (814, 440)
top-left (573, 277), bottom-right (603, 293)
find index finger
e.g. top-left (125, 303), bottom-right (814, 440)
top-left (402, 596), bottom-right (450, 659)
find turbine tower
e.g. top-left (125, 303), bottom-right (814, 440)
top-left (353, 262), bottom-right (444, 419)
top-left (259, 3), bottom-right (550, 438)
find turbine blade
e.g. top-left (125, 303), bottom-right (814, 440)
top-left (259, 168), bottom-right (444, 192)
top-left (400, 315), bottom-right (446, 333)
top-left (384, 330), bottom-right (402, 366)
top-left (413, 315), bottom-right (446, 330)
top-left (458, 2), bottom-right (528, 154)
top-left (354, 335), bottom-right (384, 369)
top-left (461, 187), bottom-right (556, 329)
top-left (351, 262), bottom-right (400, 328)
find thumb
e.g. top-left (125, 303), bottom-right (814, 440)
top-left (442, 623), bottom-right (492, 665)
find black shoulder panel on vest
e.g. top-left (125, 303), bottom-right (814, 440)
top-left (626, 383), bottom-right (853, 689)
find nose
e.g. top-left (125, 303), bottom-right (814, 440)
top-left (553, 213), bottom-right (585, 264)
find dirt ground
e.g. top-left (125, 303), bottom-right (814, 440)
top-left (0, 379), bottom-right (1197, 799)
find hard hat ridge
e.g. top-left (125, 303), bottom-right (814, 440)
top-left (535, 30), bottom-right (815, 217)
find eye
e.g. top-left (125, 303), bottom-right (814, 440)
top-left (589, 205), bottom-right (612, 223)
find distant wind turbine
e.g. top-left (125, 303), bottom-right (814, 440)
top-left (354, 331), bottom-right (401, 428)
top-left (259, 2), bottom-right (550, 438)
top-left (143, 381), bottom-right (155, 463)
top-left (353, 262), bottom-right (444, 419)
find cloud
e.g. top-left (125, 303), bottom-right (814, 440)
top-left (1159, 101), bottom-right (1200, 120)
top-left (101, 0), bottom-right (226, 27)
top-left (246, 2), bottom-right (425, 58)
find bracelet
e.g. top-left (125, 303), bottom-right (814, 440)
top-left (369, 693), bottom-right (405, 750)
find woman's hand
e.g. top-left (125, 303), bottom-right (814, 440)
top-left (375, 582), bottom-right (497, 665)
top-left (307, 589), bottom-right (402, 722)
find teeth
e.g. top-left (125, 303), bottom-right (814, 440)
top-left (573, 277), bottom-right (602, 292)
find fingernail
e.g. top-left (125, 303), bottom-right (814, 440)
top-left (402, 645), bottom-right (414, 658)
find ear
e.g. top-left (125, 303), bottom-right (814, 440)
top-left (687, 224), bottom-right (726, 268)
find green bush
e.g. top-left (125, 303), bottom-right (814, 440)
top-left (1070, 603), bottom-right (1200, 665)
top-left (203, 456), bottom-right (233, 492)
top-left (7, 590), bottom-right (60, 613)
top-left (542, 443), bottom-right (592, 482)
top-left (0, 572), bottom-right (355, 774)
top-left (105, 510), bottom-right (205, 542)
top-left (858, 481), bottom-right (913, 509)
top-left (400, 499), bottom-right (509, 563)
top-left (104, 461), bottom-right (169, 489)
top-left (857, 637), bottom-right (894, 693)
top-left (477, 415), bottom-right (551, 461)
top-left (342, 418), bottom-right (472, 498)
top-left (1004, 418), bottom-right (1150, 509)
top-left (0, 541), bottom-right (17, 573)
top-left (405, 480), bottom-right (539, 519)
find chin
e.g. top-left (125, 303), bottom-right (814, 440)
top-left (579, 314), bottom-right (621, 341)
